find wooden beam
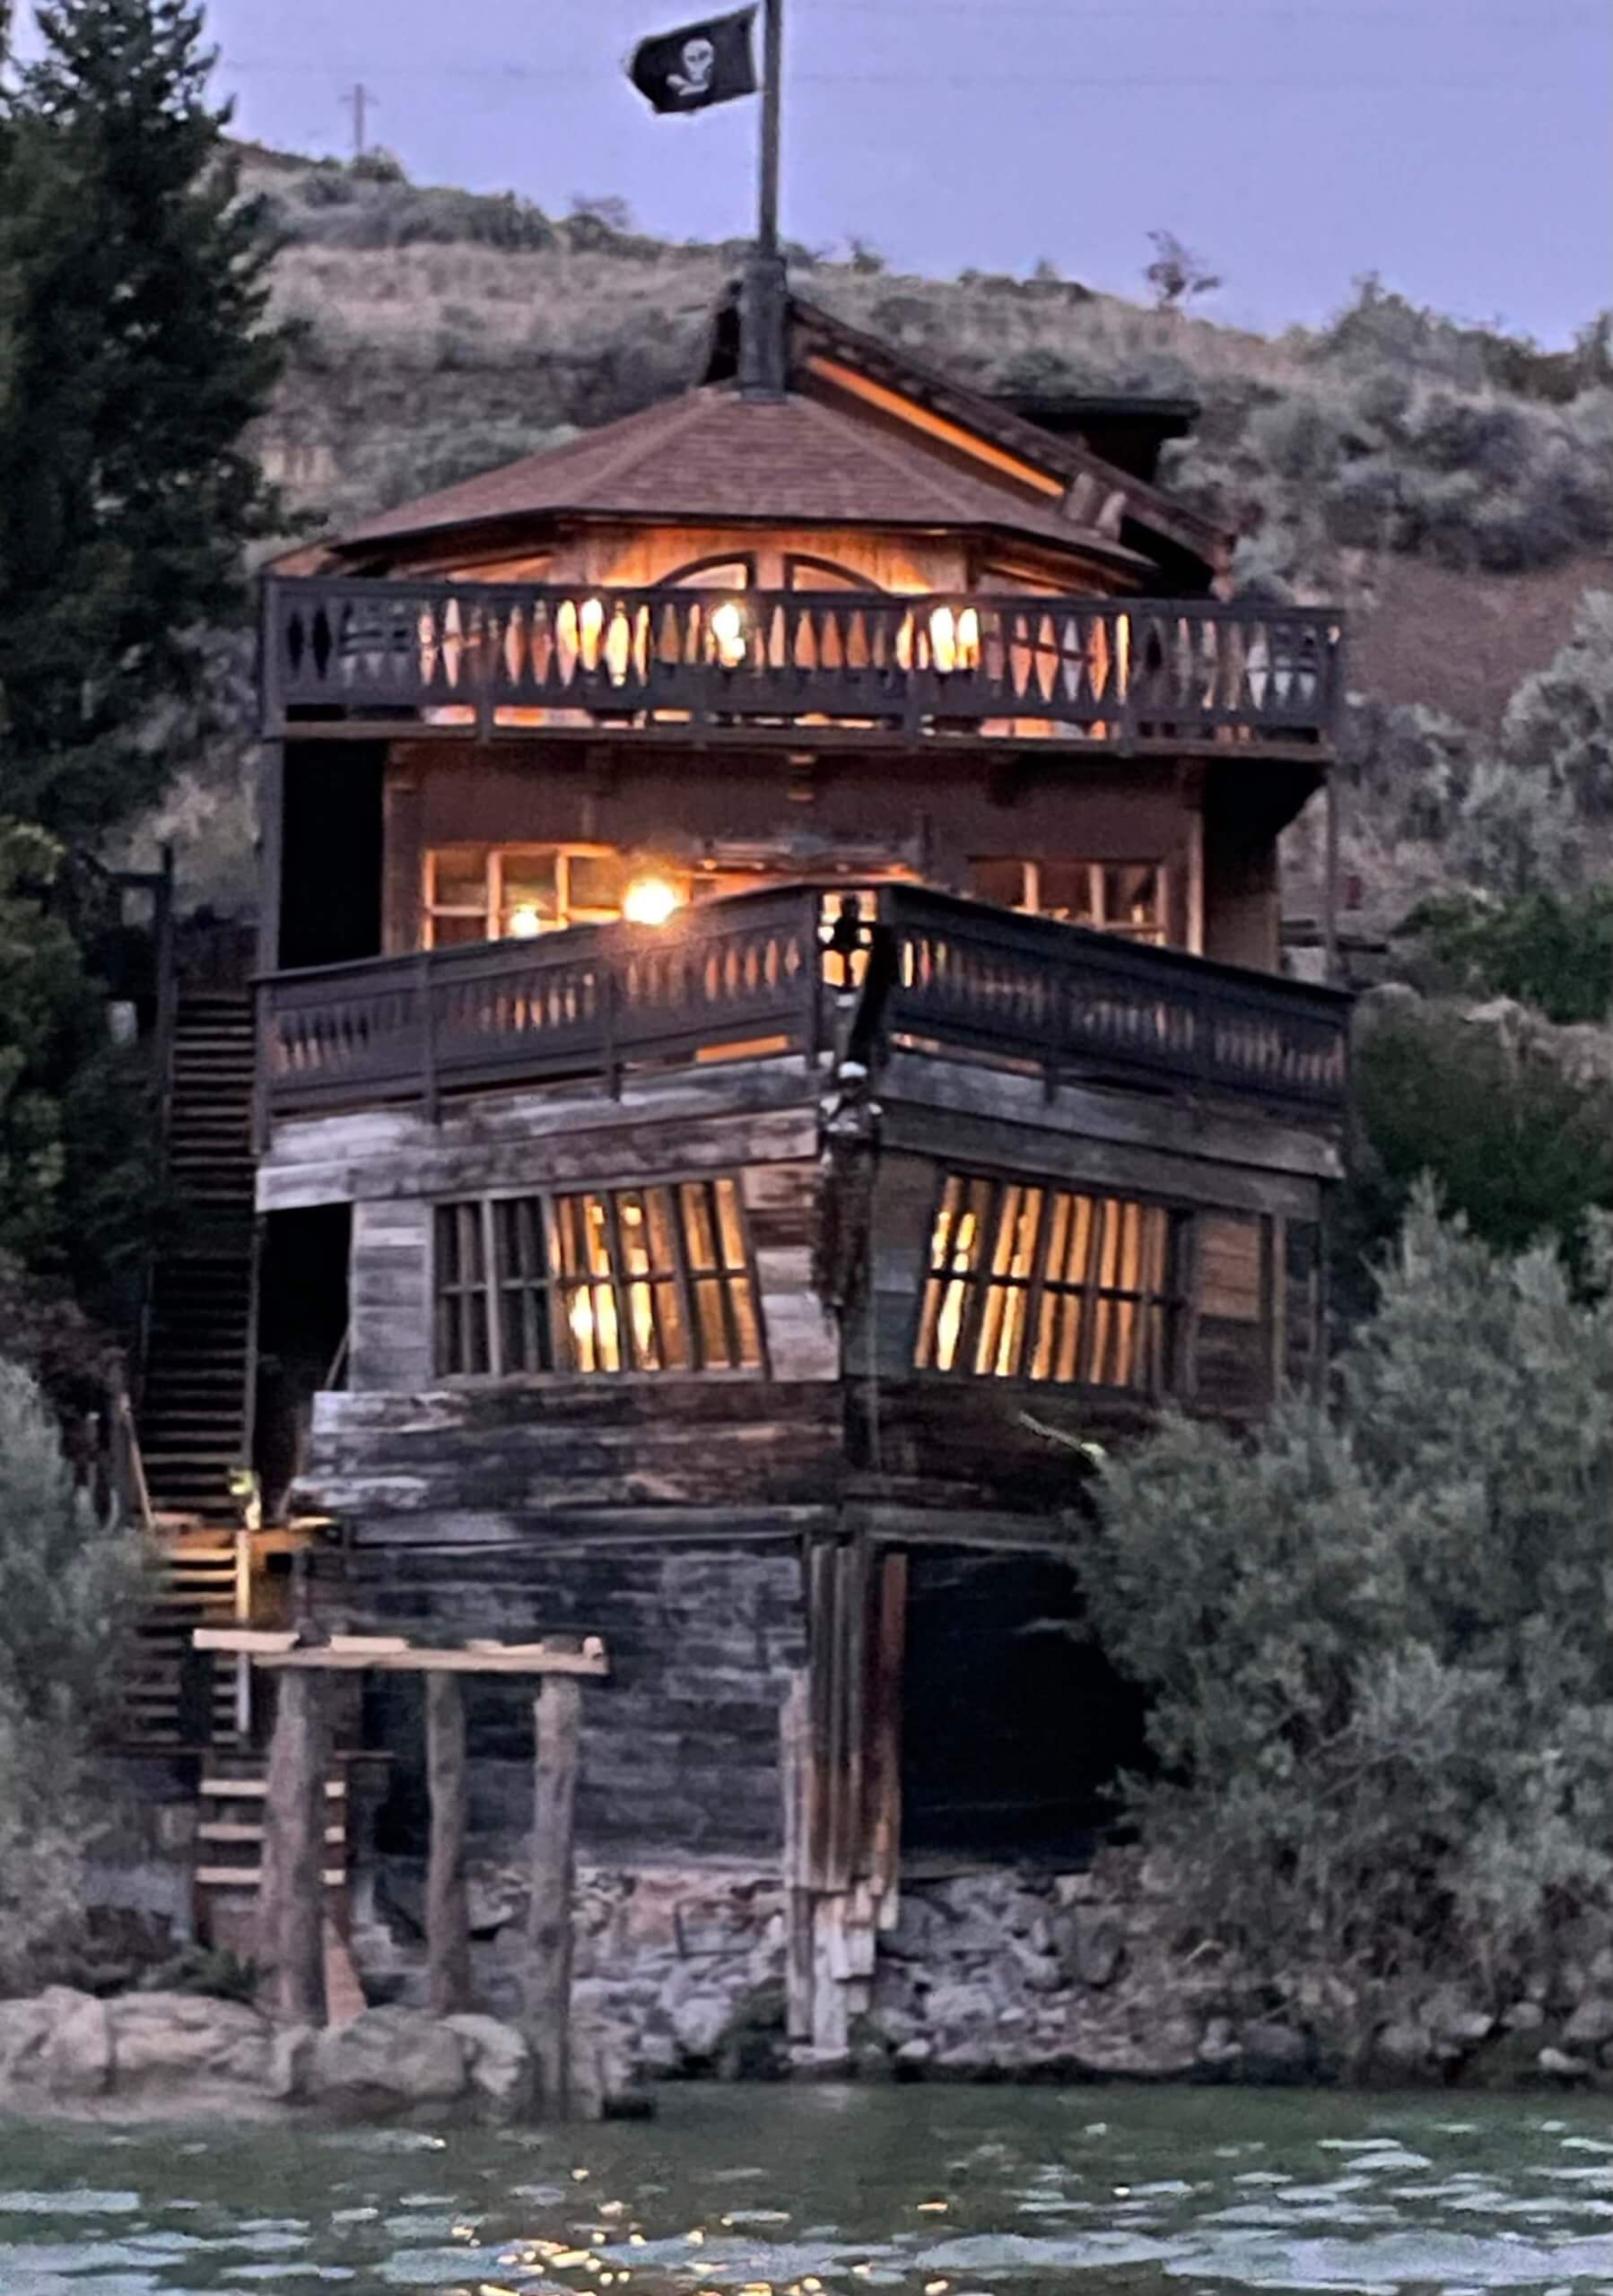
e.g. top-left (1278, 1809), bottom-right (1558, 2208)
top-left (258, 1671), bottom-right (329, 2027)
top-left (425, 1674), bottom-right (472, 2016)
top-left (527, 1675), bottom-right (581, 2118)
top-left (194, 1629), bottom-right (608, 1677)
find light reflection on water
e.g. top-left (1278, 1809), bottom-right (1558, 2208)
top-left (4, 2085), bottom-right (1613, 2295)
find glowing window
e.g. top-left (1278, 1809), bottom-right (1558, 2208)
top-left (433, 1179), bottom-right (763, 1378)
top-left (915, 1173), bottom-right (1181, 1393)
top-left (969, 859), bottom-right (1168, 944)
top-left (422, 844), bottom-right (629, 947)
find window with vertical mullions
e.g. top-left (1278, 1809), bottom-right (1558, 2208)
top-left (915, 1173), bottom-right (1181, 1393)
top-left (433, 1179), bottom-right (763, 1378)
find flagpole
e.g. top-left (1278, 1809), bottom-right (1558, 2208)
top-left (739, 0), bottom-right (788, 396)
top-left (757, 0), bottom-right (782, 257)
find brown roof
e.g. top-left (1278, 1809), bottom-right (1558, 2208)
top-left (332, 386), bottom-right (1147, 569)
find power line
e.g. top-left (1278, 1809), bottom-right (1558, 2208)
top-left (340, 81), bottom-right (377, 159)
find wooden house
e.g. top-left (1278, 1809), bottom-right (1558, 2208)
top-left (138, 285), bottom-right (1347, 2049)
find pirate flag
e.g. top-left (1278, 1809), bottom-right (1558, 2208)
top-left (629, 7), bottom-right (758, 114)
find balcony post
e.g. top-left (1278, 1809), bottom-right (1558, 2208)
top-left (418, 949), bottom-right (440, 1121)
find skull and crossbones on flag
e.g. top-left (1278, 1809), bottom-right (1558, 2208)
top-left (629, 6), bottom-right (759, 113)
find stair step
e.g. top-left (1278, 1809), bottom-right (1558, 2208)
top-left (199, 1779), bottom-right (346, 1799)
top-left (198, 1822), bottom-right (345, 1846)
top-left (196, 1868), bottom-right (345, 1890)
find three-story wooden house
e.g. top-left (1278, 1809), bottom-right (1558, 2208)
top-left (155, 284), bottom-right (1348, 2048)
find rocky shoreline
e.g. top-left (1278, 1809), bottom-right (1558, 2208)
top-left (18, 1848), bottom-right (1613, 2122)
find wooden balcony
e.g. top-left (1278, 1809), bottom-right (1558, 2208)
top-left (262, 578), bottom-right (1343, 756)
top-left (257, 884), bottom-right (1350, 1131)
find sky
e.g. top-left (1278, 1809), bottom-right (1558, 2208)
top-left (15, 0), bottom-right (1613, 345)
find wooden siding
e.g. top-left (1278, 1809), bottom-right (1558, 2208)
top-left (383, 745), bottom-right (1207, 957)
top-left (257, 1066), bottom-right (821, 1213)
top-left (349, 1199), bottom-right (432, 1390)
top-left (311, 1538), bottom-right (806, 1858)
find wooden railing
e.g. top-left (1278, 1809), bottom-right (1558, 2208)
top-left (875, 886), bottom-right (1349, 1114)
top-left (258, 885), bottom-right (1349, 1127)
top-left (263, 578), bottom-right (1343, 751)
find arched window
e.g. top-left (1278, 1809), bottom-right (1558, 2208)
top-left (656, 553), bottom-right (756, 589)
top-left (784, 552), bottom-right (884, 592)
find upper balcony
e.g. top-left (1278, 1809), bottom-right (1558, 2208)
top-left (262, 577), bottom-right (1344, 761)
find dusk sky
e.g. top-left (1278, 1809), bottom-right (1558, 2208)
top-left (17, 0), bottom-right (1613, 344)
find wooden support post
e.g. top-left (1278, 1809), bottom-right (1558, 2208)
top-left (527, 1674), bottom-right (580, 2118)
top-left (425, 1674), bottom-right (472, 2016)
top-left (259, 1670), bottom-right (329, 2027)
top-left (780, 1672), bottom-right (813, 2044)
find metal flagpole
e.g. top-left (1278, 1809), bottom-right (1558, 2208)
top-left (739, 0), bottom-right (788, 396)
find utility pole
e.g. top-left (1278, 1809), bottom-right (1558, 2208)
top-left (738, 0), bottom-right (787, 399)
top-left (342, 83), bottom-right (376, 161)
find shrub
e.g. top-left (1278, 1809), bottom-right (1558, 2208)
top-left (1406, 887), bottom-right (1613, 1026)
top-left (1082, 1196), bottom-right (1613, 1996)
top-left (1346, 996), bottom-right (1613, 1270)
top-left (0, 1359), bottom-right (146, 1988)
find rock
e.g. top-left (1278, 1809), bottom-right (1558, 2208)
top-left (1238, 2019), bottom-right (1312, 2082)
top-left (1055, 1909), bottom-right (1127, 1990)
top-left (1070, 2018), bottom-right (1200, 2080)
top-left (0, 1995), bottom-right (61, 2083)
top-left (1563, 1996), bottom-right (1613, 2049)
top-left (269, 2024), bottom-right (317, 2102)
top-left (106, 1992), bottom-right (271, 2089)
top-left (894, 2035), bottom-right (933, 2071)
top-left (1539, 2045), bottom-right (1592, 2082)
top-left (309, 2007), bottom-right (467, 2107)
top-left (1425, 1989), bottom-right (1495, 2049)
top-left (42, 1990), bottom-right (112, 2096)
top-left (1052, 1872), bottom-right (1102, 1908)
top-left (1198, 2016), bottom-right (1242, 2067)
top-left (1373, 2018), bottom-right (1432, 2076)
top-left (1502, 2000), bottom-right (1545, 2031)
top-left (445, 2013), bottom-right (535, 2119)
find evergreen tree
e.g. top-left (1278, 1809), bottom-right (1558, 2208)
top-left (0, 0), bottom-right (284, 842)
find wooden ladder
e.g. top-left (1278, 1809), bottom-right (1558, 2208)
top-left (136, 989), bottom-right (257, 1526)
top-left (194, 1759), bottom-right (350, 1898)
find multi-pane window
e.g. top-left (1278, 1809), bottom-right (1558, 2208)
top-left (915, 1173), bottom-right (1181, 1393)
top-left (423, 844), bottom-right (627, 948)
top-left (433, 1179), bottom-right (763, 1378)
top-left (970, 859), bottom-right (1168, 945)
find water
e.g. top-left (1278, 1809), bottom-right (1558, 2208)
top-left (4, 2084), bottom-right (1613, 2295)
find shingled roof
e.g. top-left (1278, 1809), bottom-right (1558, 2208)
top-left (330, 385), bottom-right (1148, 571)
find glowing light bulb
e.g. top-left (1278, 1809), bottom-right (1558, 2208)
top-left (709, 598), bottom-right (747, 668)
top-left (622, 874), bottom-right (683, 927)
top-left (507, 903), bottom-right (543, 939)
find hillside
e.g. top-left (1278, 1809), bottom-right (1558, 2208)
top-left (130, 147), bottom-right (1613, 929)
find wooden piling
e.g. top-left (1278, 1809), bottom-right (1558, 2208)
top-left (780, 1671), bottom-right (813, 2043)
top-left (527, 1674), bottom-right (581, 2117)
top-left (425, 1673), bottom-right (471, 2015)
top-left (259, 1670), bottom-right (329, 2026)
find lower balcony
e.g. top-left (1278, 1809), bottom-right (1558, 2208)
top-left (257, 883), bottom-right (1350, 1131)
top-left (263, 578), bottom-right (1343, 757)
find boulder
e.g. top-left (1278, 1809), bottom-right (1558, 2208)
top-left (309, 2006), bottom-right (468, 2107)
top-left (1564, 1996), bottom-right (1613, 2049)
top-left (1539, 2043), bottom-right (1592, 2083)
top-left (106, 1992), bottom-right (272, 2090)
top-left (1238, 2019), bottom-right (1312, 2082)
top-left (445, 2013), bottom-right (536, 2118)
top-left (1054, 1909), bottom-right (1127, 1990)
top-left (269, 2023), bottom-right (318, 2102)
top-left (1372, 2018), bottom-right (1433, 2077)
top-left (42, 1990), bottom-right (112, 2096)
top-left (0, 1994), bottom-right (61, 2083)
top-left (1069, 2017), bottom-right (1200, 2080)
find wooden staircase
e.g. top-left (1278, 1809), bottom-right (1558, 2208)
top-left (137, 990), bottom-right (257, 1526)
top-left (125, 1528), bottom-right (253, 1748)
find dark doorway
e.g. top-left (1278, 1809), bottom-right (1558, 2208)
top-left (254, 1205), bottom-right (350, 1523)
top-left (901, 1549), bottom-right (1148, 1864)
top-left (280, 744), bottom-right (384, 969)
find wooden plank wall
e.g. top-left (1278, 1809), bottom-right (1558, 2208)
top-left (313, 1538), bottom-right (806, 1860)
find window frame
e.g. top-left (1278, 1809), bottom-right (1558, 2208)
top-left (421, 841), bottom-right (625, 948)
top-left (968, 857), bottom-right (1171, 945)
top-left (431, 1174), bottom-right (769, 1382)
top-left (912, 1167), bottom-right (1188, 1396)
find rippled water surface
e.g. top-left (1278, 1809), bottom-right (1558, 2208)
top-left (6, 2084), bottom-right (1613, 2294)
